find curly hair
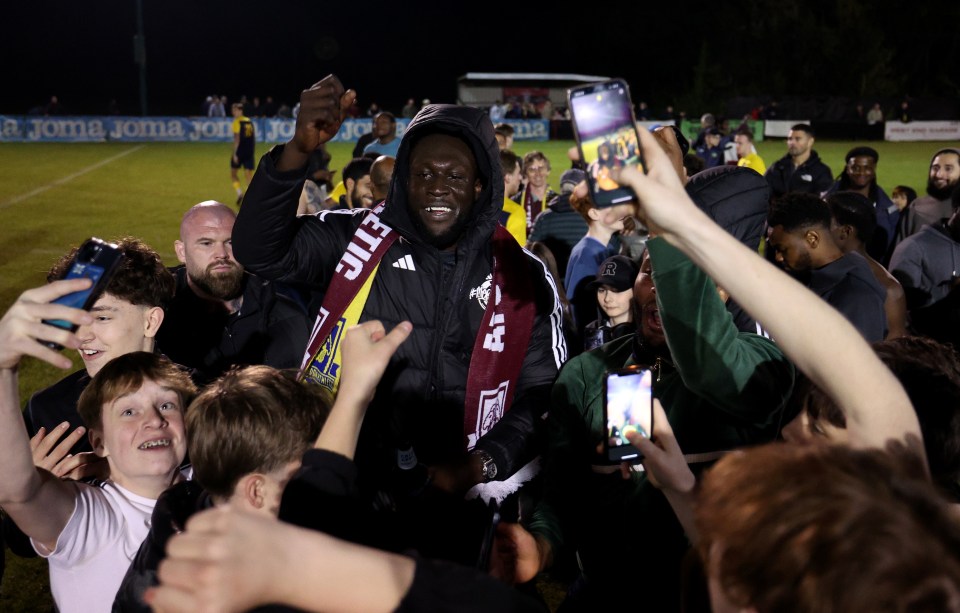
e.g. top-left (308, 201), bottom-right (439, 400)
top-left (47, 236), bottom-right (174, 308)
top-left (768, 192), bottom-right (832, 231)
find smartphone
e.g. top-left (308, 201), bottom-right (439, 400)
top-left (42, 238), bottom-right (123, 348)
top-left (603, 366), bottom-right (653, 463)
top-left (568, 79), bottom-right (645, 207)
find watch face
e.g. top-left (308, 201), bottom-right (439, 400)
top-left (475, 451), bottom-right (497, 481)
top-left (483, 455), bottom-right (497, 480)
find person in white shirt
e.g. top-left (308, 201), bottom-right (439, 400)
top-left (0, 280), bottom-right (195, 613)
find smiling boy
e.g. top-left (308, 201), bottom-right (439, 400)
top-left (0, 280), bottom-right (194, 613)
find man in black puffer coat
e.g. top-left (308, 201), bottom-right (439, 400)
top-left (232, 75), bottom-right (566, 564)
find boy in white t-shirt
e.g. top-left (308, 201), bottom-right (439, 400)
top-left (0, 279), bottom-right (196, 613)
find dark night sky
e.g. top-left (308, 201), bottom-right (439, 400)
top-left (4, 1), bottom-right (959, 117)
top-left (2, 1), bottom-right (697, 116)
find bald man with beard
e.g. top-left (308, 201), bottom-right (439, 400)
top-left (156, 200), bottom-right (311, 383)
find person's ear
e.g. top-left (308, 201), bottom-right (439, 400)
top-left (89, 428), bottom-right (108, 458)
top-left (587, 207), bottom-right (602, 222)
top-left (174, 240), bottom-right (186, 264)
top-left (474, 179), bottom-right (483, 199)
top-left (836, 224), bottom-right (853, 242)
top-left (239, 473), bottom-right (267, 509)
top-left (143, 306), bottom-right (164, 339)
top-left (345, 178), bottom-right (355, 194)
top-left (805, 229), bottom-right (820, 248)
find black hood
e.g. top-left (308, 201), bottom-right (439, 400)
top-left (685, 166), bottom-right (772, 333)
top-left (686, 165), bottom-right (770, 251)
top-left (380, 104), bottom-right (503, 251)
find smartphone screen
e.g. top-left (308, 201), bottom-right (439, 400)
top-left (568, 79), bottom-right (645, 207)
top-left (604, 367), bottom-right (653, 462)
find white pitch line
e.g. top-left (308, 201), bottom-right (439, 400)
top-left (0, 145), bottom-right (146, 210)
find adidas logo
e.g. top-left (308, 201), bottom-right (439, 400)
top-left (391, 254), bottom-right (416, 271)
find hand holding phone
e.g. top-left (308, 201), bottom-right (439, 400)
top-left (603, 366), bottom-right (654, 463)
top-left (0, 279), bottom-right (96, 370)
top-left (628, 399), bottom-right (696, 494)
top-left (41, 238), bottom-right (123, 348)
top-left (568, 79), bottom-right (646, 207)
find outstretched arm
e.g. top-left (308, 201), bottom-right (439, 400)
top-left (617, 129), bottom-right (920, 453)
top-left (146, 506), bottom-right (415, 613)
top-left (313, 320), bottom-right (412, 459)
top-left (0, 280), bottom-right (95, 550)
top-left (232, 76), bottom-right (357, 285)
top-left (147, 506), bottom-right (544, 613)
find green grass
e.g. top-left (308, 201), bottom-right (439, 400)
top-left (0, 136), bottom-right (949, 609)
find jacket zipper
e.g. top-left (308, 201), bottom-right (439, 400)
top-left (426, 250), bottom-right (470, 400)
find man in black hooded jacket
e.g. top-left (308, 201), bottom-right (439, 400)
top-left (232, 76), bottom-right (566, 563)
top-left (764, 123), bottom-right (833, 199)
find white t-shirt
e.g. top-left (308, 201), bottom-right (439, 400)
top-left (33, 480), bottom-right (156, 613)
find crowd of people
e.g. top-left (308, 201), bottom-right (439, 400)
top-left (202, 95), bottom-right (292, 119)
top-left (200, 94), bottom-right (430, 123)
top-left (2, 73), bottom-right (960, 612)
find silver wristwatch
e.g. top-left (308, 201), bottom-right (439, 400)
top-left (474, 450), bottom-right (498, 482)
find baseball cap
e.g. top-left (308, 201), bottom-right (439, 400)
top-left (559, 168), bottom-right (586, 193)
top-left (590, 255), bottom-right (640, 292)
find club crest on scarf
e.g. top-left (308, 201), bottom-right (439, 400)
top-left (304, 314), bottom-right (347, 392)
top-left (468, 380), bottom-right (510, 449)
